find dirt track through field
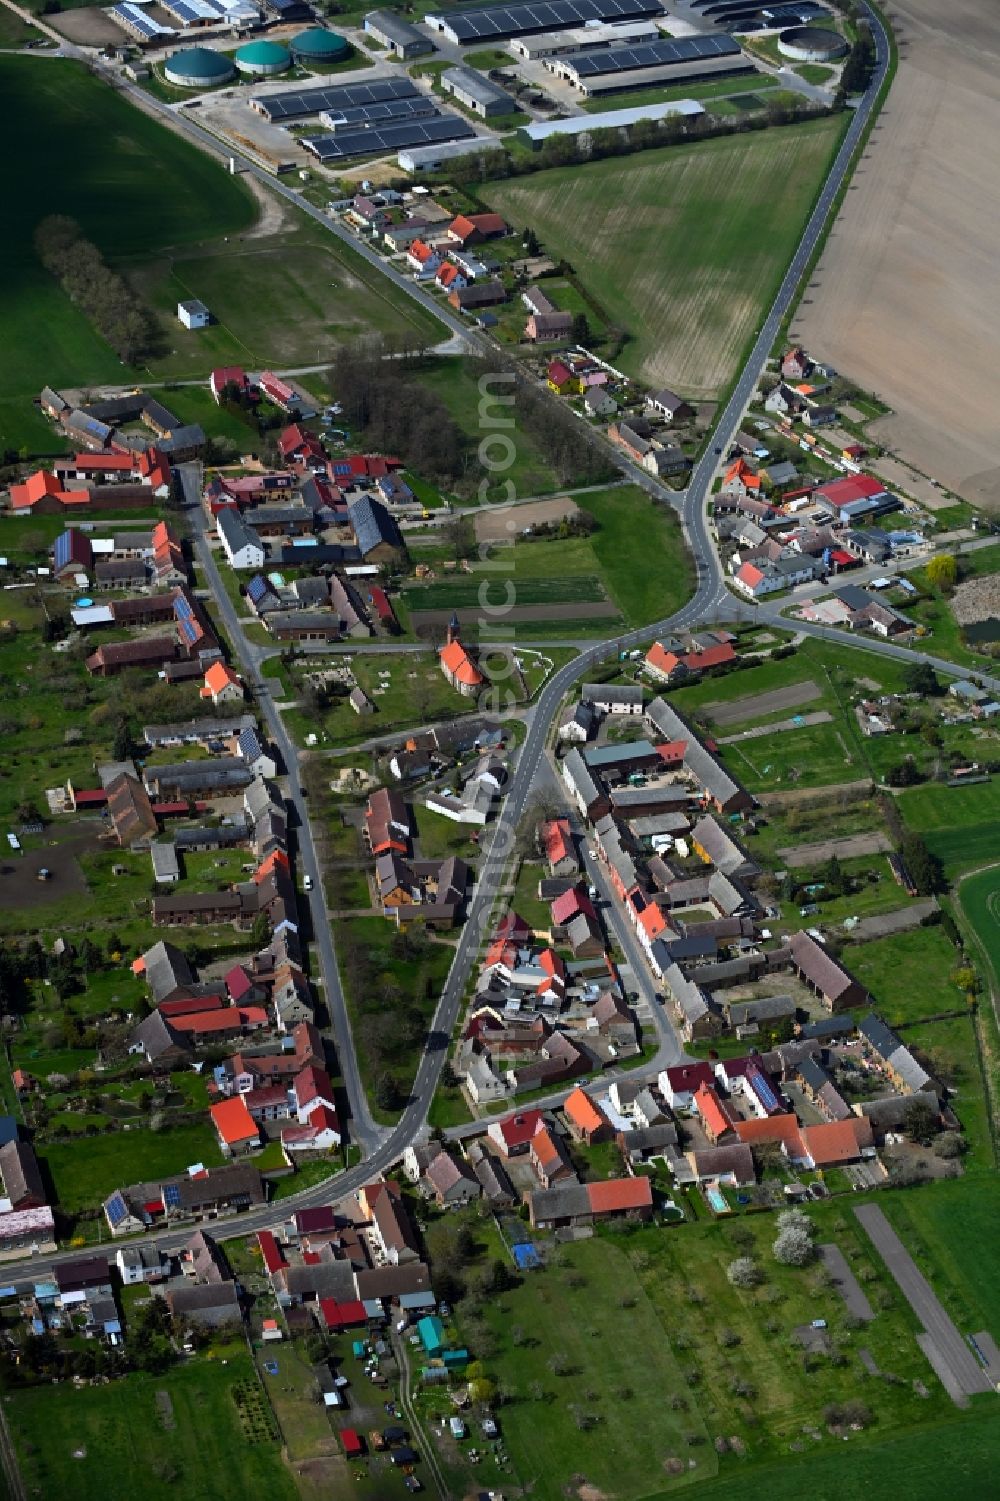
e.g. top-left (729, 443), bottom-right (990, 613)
top-left (410, 602), bottom-right (620, 630)
top-left (795, 0), bottom-right (1000, 507)
top-left (855, 1204), bottom-right (992, 1403)
top-left (703, 679), bottom-right (821, 725)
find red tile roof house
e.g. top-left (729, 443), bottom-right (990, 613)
top-left (563, 1086), bottom-right (613, 1145)
top-left (487, 1108), bottom-right (546, 1157)
top-left (364, 787), bottom-right (411, 856)
top-left (210, 367), bottom-right (252, 404)
top-left (446, 212), bottom-right (508, 247)
top-left (281, 1104), bottom-right (341, 1153)
top-left (549, 883), bottom-right (596, 929)
top-left (645, 640), bottom-right (736, 685)
top-left (694, 1082), bottom-right (739, 1144)
top-left (209, 1096), bottom-right (261, 1156)
top-left (540, 817), bottom-right (578, 877)
top-left (292, 1064), bottom-right (336, 1123)
top-left (528, 1176), bottom-right (652, 1230)
top-left (529, 1125), bottom-right (577, 1189)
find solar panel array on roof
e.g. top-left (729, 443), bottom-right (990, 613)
top-left (319, 95), bottom-right (438, 130)
top-left (429, 0), bottom-right (662, 43)
top-left (255, 74), bottom-right (417, 121)
top-left (106, 1191), bottom-right (128, 1229)
top-left (169, 0), bottom-right (221, 19)
top-left (561, 32), bottom-right (740, 76)
top-left (303, 113), bottom-right (475, 162)
top-left (162, 1183), bottom-right (181, 1207)
top-left (112, 1), bottom-right (175, 37)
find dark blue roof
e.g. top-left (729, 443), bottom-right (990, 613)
top-left (0, 1117), bottom-right (19, 1147)
top-left (348, 494), bottom-right (404, 557)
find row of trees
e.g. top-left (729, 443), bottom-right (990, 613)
top-left (443, 95), bottom-right (830, 187)
top-left (35, 215), bottom-right (157, 365)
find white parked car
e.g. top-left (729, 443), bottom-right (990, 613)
top-left (303, 874), bottom-right (314, 892)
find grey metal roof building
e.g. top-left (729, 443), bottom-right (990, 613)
top-left (150, 843), bottom-right (181, 884)
top-left (364, 10), bottom-right (435, 56)
top-left (441, 65), bottom-right (512, 117)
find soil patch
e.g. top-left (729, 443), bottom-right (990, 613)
top-left (757, 778), bottom-right (872, 807)
top-left (795, 0), bottom-right (1000, 507)
top-left (0, 825), bottom-right (95, 909)
top-left (475, 495), bottom-right (579, 542)
top-left (777, 830), bottom-right (892, 866)
top-left (49, 7), bottom-right (124, 45)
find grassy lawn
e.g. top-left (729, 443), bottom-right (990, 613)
top-left (683, 1409), bottom-right (1000, 1501)
top-left (580, 75), bottom-right (782, 113)
top-left (38, 1122), bottom-right (224, 1218)
top-left (463, 1234), bottom-right (714, 1496)
top-left (903, 1013), bottom-right (994, 1170)
top-left (480, 116), bottom-right (846, 396)
top-left (281, 651), bottom-right (468, 749)
top-left (8, 1345), bottom-right (297, 1501)
top-left (847, 925), bottom-right (960, 1026)
top-left (633, 1199), bottom-right (952, 1460)
top-left (879, 1177), bottom-right (1000, 1332)
top-left (332, 915), bottom-right (455, 1120)
top-left (133, 225), bottom-right (440, 381)
top-left (0, 55), bottom-right (254, 452)
top-left (897, 779), bottom-right (1000, 878)
top-left (956, 864), bottom-right (1000, 995)
top-left (510, 858), bottom-right (555, 935)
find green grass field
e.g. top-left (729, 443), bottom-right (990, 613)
top-left (848, 925), bottom-right (961, 1026)
top-left (38, 1122), bottom-right (224, 1217)
top-left (897, 779), bottom-right (1000, 877)
top-left (403, 484), bottom-right (692, 635)
top-left (133, 229), bottom-right (440, 381)
top-left (681, 1409), bottom-right (999, 1501)
top-left (880, 1177), bottom-right (1000, 1333)
top-left (956, 865), bottom-right (1000, 994)
top-left (9, 1345), bottom-right (297, 1501)
top-left (0, 56), bottom-right (441, 453)
top-left (480, 116), bottom-right (846, 395)
top-left (0, 56), bottom-right (254, 450)
top-left (465, 1234), bottom-right (713, 1495)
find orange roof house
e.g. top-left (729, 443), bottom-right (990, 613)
top-left (446, 212), bottom-right (507, 246)
top-left (440, 629), bottom-right (485, 697)
top-left (735, 1113), bottom-right (804, 1153)
top-left (586, 1177), bottom-right (653, 1217)
top-left (695, 1082), bottom-right (738, 1143)
top-left (9, 469), bottom-right (91, 513)
top-left (799, 1117), bottom-right (873, 1167)
top-left (724, 458), bottom-right (761, 494)
top-left (529, 1126), bottom-right (575, 1186)
top-left (201, 661), bottom-right (243, 704)
top-left (563, 1086), bottom-right (611, 1144)
top-left (209, 1096), bottom-right (260, 1155)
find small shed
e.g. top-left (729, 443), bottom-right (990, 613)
top-left (417, 1314), bottom-right (445, 1355)
top-left (340, 1428), bottom-right (364, 1457)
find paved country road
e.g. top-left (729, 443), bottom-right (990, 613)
top-left (11, 4), bottom-right (985, 1276)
